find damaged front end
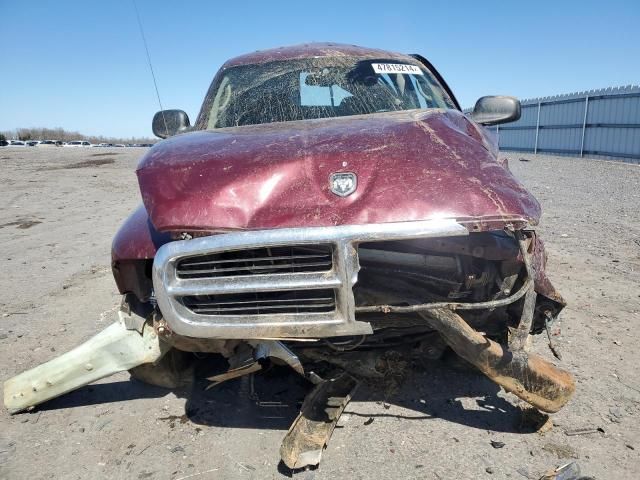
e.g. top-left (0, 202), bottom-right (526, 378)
top-left (4, 218), bottom-right (574, 467)
top-left (148, 218), bottom-right (572, 412)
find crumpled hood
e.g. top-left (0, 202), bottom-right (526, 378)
top-left (137, 109), bottom-right (540, 232)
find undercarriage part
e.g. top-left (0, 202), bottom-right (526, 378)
top-left (300, 349), bottom-right (387, 379)
top-left (323, 335), bottom-right (366, 351)
top-left (207, 362), bottom-right (263, 389)
top-left (509, 288), bottom-right (537, 350)
top-left (299, 348), bottom-right (409, 399)
top-left (280, 372), bottom-right (360, 469)
top-left (420, 308), bottom-right (575, 413)
top-left (206, 340), bottom-right (305, 389)
top-left (161, 335), bottom-right (239, 356)
top-left (129, 348), bottom-right (195, 389)
top-left (4, 320), bottom-right (166, 414)
top-left (509, 232), bottom-right (537, 351)
top-left (248, 340), bottom-right (304, 376)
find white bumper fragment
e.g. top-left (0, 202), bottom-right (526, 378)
top-left (4, 320), bottom-right (165, 414)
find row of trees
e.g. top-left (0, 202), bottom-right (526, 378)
top-left (1, 127), bottom-right (156, 145)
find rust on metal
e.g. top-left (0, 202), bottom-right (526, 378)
top-left (420, 308), bottom-right (575, 413)
top-left (280, 372), bottom-right (359, 469)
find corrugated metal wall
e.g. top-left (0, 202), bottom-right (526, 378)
top-left (479, 85), bottom-right (640, 163)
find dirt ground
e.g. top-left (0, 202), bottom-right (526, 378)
top-left (0, 147), bottom-right (639, 480)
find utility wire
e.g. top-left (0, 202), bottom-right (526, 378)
top-left (132, 0), bottom-right (168, 134)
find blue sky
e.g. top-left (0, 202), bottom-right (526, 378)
top-left (1, 0), bottom-right (639, 138)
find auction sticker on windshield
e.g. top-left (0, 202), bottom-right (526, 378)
top-left (371, 63), bottom-right (423, 75)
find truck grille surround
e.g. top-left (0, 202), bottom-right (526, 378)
top-left (152, 220), bottom-right (469, 339)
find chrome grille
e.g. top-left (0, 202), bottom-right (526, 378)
top-left (182, 289), bottom-right (336, 315)
top-left (177, 245), bottom-right (332, 279)
top-left (152, 219), bottom-right (469, 339)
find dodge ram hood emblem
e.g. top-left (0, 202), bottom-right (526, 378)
top-left (330, 172), bottom-right (357, 197)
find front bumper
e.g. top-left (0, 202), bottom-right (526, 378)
top-left (152, 219), bottom-right (470, 339)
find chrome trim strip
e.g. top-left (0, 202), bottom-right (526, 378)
top-left (153, 219), bottom-right (469, 339)
top-left (166, 273), bottom-right (342, 296)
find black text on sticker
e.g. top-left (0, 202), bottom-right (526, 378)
top-left (371, 63), bottom-right (423, 75)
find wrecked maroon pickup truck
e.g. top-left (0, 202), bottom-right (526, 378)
top-left (5, 43), bottom-right (574, 468)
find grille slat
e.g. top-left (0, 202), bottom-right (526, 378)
top-left (177, 245), bottom-right (333, 279)
top-left (178, 260), bottom-right (332, 276)
top-left (186, 296), bottom-right (335, 307)
top-left (191, 303), bottom-right (335, 314)
top-left (182, 289), bottom-right (336, 315)
top-left (183, 253), bottom-right (331, 267)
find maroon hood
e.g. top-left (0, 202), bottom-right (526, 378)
top-left (137, 109), bottom-right (540, 232)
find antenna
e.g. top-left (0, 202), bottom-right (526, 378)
top-left (132, 0), bottom-right (168, 133)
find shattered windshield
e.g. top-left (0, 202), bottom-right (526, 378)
top-left (199, 57), bottom-right (456, 129)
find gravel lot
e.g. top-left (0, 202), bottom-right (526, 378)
top-left (0, 147), bottom-right (639, 480)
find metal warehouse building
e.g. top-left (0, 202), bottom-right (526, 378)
top-left (483, 85), bottom-right (640, 163)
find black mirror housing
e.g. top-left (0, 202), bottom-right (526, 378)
top-left (469, 96), bottom-right (521, 126)
top-left (152, 110), bottom-right (191, 139)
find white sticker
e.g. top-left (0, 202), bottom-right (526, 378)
top-left (371, 63), bottom-right (424, 75)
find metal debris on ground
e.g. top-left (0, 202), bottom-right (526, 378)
top-left (564, 427), bottom-right (604, 436)
top-left (539, 462), bottom-right (594, 480)
top-left (206, 363), bottom-right (262, 390)
top-left (280, 372), bottom-right (360, 469)
top-left (544, 313), bottom-right (563, 360)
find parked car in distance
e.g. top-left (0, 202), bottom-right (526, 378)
top-left (26, 140), bottom-right (41, 147)
top-left (8, 140), bottom-right (26, 146)
top-left (65, 141), bottom-right (92, 147)
top-left (38, 140), bottom-right (59, 147)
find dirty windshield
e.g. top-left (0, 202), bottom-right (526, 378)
top-left (200, 57), bottom-right (456, 129)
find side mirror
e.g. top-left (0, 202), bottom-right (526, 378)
top-left (152, 109), bottom-right (191, 139)
top-left (469, 96), bottom-right (520, 126)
